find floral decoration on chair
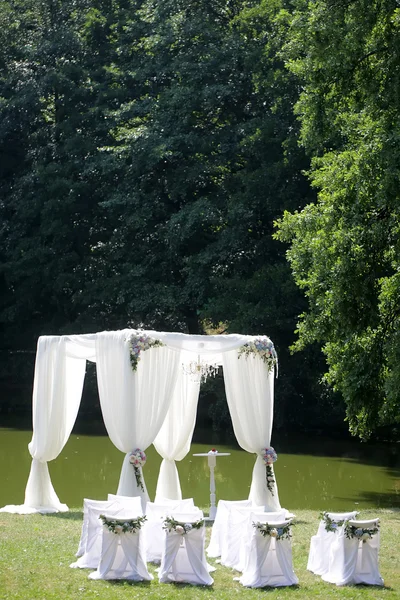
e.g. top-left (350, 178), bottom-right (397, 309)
top-left (344, 522), bottom-right (380, 543)
top-left (163, 516), bottom-right (204, 535)
top-left (253, 521), bottom-right (292, 540)
top-left (319, 512), bottom-right (346, 533)
top-left (238, 337), bottom-right (278, 373)
top-left (129, 448), bottom-right (147, 492)
top-left (261, 447), bottom-right (278, 495)
top-left (129, 333), bottom-right (165, 372)
top-left (100, 514), bottom-right (147, 534)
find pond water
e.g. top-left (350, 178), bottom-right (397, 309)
top-left (0, 423), bottom-right (399, 512)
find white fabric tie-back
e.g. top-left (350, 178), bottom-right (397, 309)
top-left (95, 330), bottom-right (181, 509)
top-left (223, 349), bottom-right (280, 510)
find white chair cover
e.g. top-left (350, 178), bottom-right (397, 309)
top-left (88, 516), bottom-right (152, 581)
top-left (239, 510), bottom-right (292, 575)
top-left (207, 499), bottom-right (252, 558)
top-left (219, 504), bottom-right (265, 571)
top-left (159, 511), bottom-right (213, 586)
top-left (239, 519), bottom-right (298, 588)
top-left (307, 510), bottom-right (359, 575)
top-left (107, 494), bottom-right (143, 515)
top-left (322, 519), bottom-right (383, 586)
top-left (144, 499), bottom-right (196, 563)
top-left (75, 497), bottom-right (143, 559)
top-left (71, 498), bottom-right (142, 569)
top-left (72, 499), bottom-right (122, 565)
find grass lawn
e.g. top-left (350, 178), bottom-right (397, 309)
top-left (0, 508), bottom-right (399, 599)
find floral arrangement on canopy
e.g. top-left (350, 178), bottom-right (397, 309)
top-left (344, 522), bottom-right (380, 542)
top-left (100, 514), bottom-right (147, 534)
top-left (261, 447), bottom-right (277, 495)
top-left (128, 333), bottom-right (165, 372)
top-left (129, 448), bottom-right (147, 492)
top-left (253, 521), bottom-right (292, 540)
top-left (163, 516), bottom-right (204, 535)
top-left (238, 337), bottom-right (278, 373)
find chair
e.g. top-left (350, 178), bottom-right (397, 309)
top-left (239, 510), bottom-right (294, 573)
top-left (106, 494), bottom-right (143, 515)
top-left (207, 499), bottom-right (252, 558)
top-left (307, 510), bottom-right (359, 575)
top-left (71, 497), bottom-right (142, 569)
top-left (143, 498), bottom-right (196, 563)
top-left (239, 518), bottom-right (298, 588)
top-left (71, 498), bottom-right (124, 568)
top-left (88, 514), bottom-right (152, 581)
top-left (322, 518), bottom-right (383, 586)
top-left (219, 504), bottom-right (266, 570)
top-left (159, 510), bottom-right (213, 585)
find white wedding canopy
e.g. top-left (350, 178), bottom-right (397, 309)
top-left (0, 329), bottom-right (281, 515)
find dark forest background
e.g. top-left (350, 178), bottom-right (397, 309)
top-left (1, 0), bottom-right (399, 441)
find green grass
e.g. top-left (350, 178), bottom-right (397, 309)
top-left (0, 508), bottom-right (399, 599)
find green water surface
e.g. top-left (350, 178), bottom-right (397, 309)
top-left (0, 426), bottom-right (399, 512)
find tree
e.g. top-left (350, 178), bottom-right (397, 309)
top-left (1, 0), bottom-right (340, 436)
top-left (276, 0), bottom-right (400, 439)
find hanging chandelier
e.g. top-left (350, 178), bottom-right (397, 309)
top-left (182, 355), bottom-right (219, 383)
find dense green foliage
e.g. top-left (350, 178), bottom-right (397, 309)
top-left (1, 0), bottom-right (336, 435)
top-left (276, 0), bottom-right (400, 439)
top-left (2, 0), bottom-right (399, 440)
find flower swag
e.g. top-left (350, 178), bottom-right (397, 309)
top-left (238, 337), bottom-right (278, 374)
top-left (129, 448), bottom-right (147, 492)
top-left (163, 516), bottom-right (204, 535)
top-left (319, 512), bottom-right (347, 533)
top-left (129, 333), bottom-right (165, 372)
top-left (253, 521), bottom-right (292, 540)
top-left (261, 447), bottom-right (278, 495)
top-left (100, 514), bottom-right (147, 535)
top-left (344, 522), bottom-right (379, 543)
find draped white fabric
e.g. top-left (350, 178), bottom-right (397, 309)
top-left (71, 498), bottom-right (127, 568)
top-left (219, 504), bottom-right (264, 570)
top-left (143, 499), bottom-right (195, 563)
top-left (307, 510), bottom-right (359, 575)
top-left (7, 337), bottom-right (87, 514)
top-left (222, 350), bottom-right (280, 509)
top-left (153, 359), bottom-right (200, 500)
top-left (0, 330), bottom-right (279, 516)
top-left (322, 520), bottom-right (383, 586)
top-left (159, 514), bottom-right (213, 585)
top-left (95, 330), bottom-right (181, 507)
top-left (239, 521), bottom-right (298, 588)
top-left (207, 499), bottom-right (252, 558)
top-left (88, 526), bottom-right (152, 581)
top-left (147, 331), bottom-right (250, 361)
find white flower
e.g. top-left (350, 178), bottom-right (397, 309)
top-left (114, 525), bottom-right (123, 534)
top-left (270, 528), bottom-right (278, 538)
top-left (184, 523), bottom-right (193, 531)
top-left (361, 532), bottom-right (370, 541)
top-left (175, 525), bottom-right (185, 534)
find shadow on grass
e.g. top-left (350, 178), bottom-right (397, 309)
top-left (337, 490), bottom-right (400, 509)
top-left (104, 579), bottom-right (152, 587)
top-left (44, 511), bottom-right (83, 521)
top-left (253, 584), bottom-right (300, 593)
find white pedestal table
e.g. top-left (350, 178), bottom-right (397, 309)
top-left (192, 451), bottom-right (230, 520)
